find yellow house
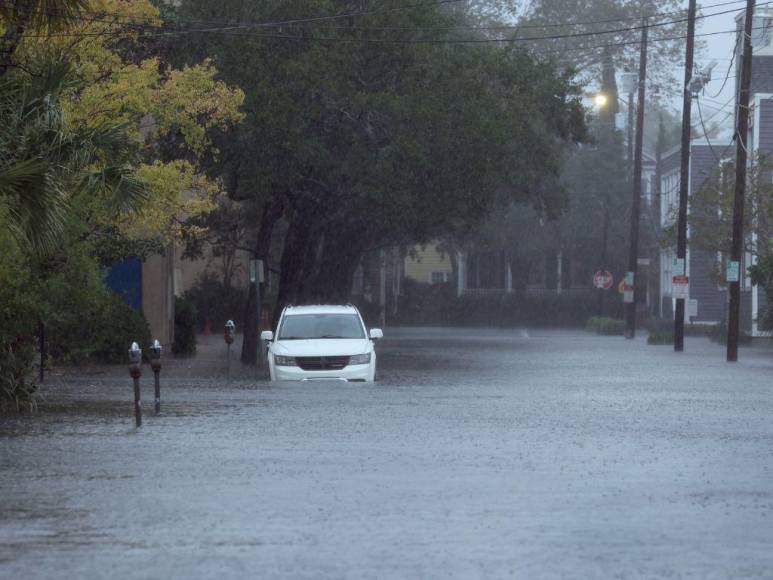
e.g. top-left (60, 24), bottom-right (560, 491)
top-left (404, 244), bottom-right (454, 284)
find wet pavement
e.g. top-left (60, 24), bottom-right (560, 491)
top-left (1, 328), bottom-right (773, 579)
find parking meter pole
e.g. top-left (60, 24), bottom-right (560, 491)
top-left (128, 342), bottom-right (142, 428)
top-left (133, 377), bottom-right (142, 427)
top-left (225, 320), bottom-right (235, 381)
top-left (150, 339), bottom-right (162, 414)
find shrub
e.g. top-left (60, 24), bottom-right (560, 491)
top-left (92, 294), bottom-right (152, 364)
top-left (173, 295), bottom-right (197, 356)
top-left (391, 280), bottom-right (620, 328)
top-left (183, 271), bottom-right (248, 332)
top-left (40, 247), bottom-right (152, 364)
top-left (585, 316), bottom-right (625, 335)
top-left (0, 230), bottom-right (39, 411)
top-left (647, 330), bottom-right (674, 345)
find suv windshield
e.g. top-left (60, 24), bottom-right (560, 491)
top-left (278, 313), bottom-right (365, 340)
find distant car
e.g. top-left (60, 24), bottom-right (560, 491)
top-left (261, 305), bottom-right (383, 382)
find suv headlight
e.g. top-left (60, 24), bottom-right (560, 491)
top-left (274, 355), bottom-right (297, 366)
top-left (349, 352), bottom-right (371, 365)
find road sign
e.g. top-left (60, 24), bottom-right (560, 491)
top-left (637, 257), bottom-right (651, 266)
top-left (672, 257), bottom-right (685, 276)
top-left (726, 260), bottom-right (740, 282)
top-left (673, 275), bottom-right (689, 299)
top-left (593, 270), bottom-right (614, 290)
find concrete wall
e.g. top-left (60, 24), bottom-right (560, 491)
top-left (142, 250), bottom-right (174, 347)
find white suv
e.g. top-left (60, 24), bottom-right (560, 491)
top-left (261, 305), bottom-right (383, 382)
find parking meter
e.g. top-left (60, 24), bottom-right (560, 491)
top-left (150, 339), bottom-right (162, 373)
top-left (225, 320), bottom-right (236, 345)
top-left (128, 342), bottom-right (142, 427)
top-left (128, 342), bottom-right (142, 379)
top-left (149, 339), bottom-right (162, 414)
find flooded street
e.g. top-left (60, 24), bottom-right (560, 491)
top-left (2, 328), bottom-right (773, 579)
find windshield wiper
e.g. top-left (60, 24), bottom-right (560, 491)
top-left (319, 335), bottom-right (346, 339)
top-left (280, 336), bottom-right (308, 340)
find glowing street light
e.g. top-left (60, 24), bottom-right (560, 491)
top-left (594, 93), bottom-right (609, 108)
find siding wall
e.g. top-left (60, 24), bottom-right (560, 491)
top-left (688, 146), bottom-right (728, 324)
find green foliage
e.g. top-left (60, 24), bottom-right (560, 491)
top-left (392, 279), bottom-right (616, 327)
top-left (183, 271), bottom-right (247, 332)
top-left (647, 331), bottom-right (674, 345)
top-left (0, 212), bottom-right (39, 411)
top-left (172, 296), bottom-right (197, 357)
top-left (585, 317), bottom-right (625, 336)
top-left (171, 0), bottom-right (586, 307)
top-left (750, 254), bottom-right (773, 331)
top-left (42, 243), bottom-right (151, 364)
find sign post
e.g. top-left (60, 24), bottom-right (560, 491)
top-left (250, 259), bottom-right (265, 369)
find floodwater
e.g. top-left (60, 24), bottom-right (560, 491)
top-left (1, 328), bottom-right (773, 579)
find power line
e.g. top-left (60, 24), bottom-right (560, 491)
top-left (0, 0), bottom-right (754, 33)
top-left (696, 97), bottom-right (735, 163)
top-left (15, 5), bottom-right (773, 49)
top-left (708, 36), bottom-right (738, 98)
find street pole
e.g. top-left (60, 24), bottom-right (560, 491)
top-left (627, 92), bottom-right (635, 173)
top-left (674, 0), bottom-right (698, 352)
top-left (624, 20), bottom-right (648, 339)
top-left (727, 0), bottom-right (756, 362)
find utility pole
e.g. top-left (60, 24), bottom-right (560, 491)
top-left (727, 0), bottom-right (756, 362)
top-left (624, 20), bottom-right (648, 339)
top-left (674, 0), bottom-right (698, 352)
top-left (627, 92), bottom-right (635, 172)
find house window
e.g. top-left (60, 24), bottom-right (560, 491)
top-left (430, 271), bottom-right (449, 284)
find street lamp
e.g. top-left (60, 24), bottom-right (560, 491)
top-left (594, 93), bottom-right (609, 108)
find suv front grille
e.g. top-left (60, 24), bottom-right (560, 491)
top-left (296, 356), bottom-right (350, 371)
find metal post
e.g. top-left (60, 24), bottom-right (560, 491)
top-left (225, 320), bottom-right (235, 379)
top-left (150, 339), bottom-right (162, 414)
top-left (624, 20), bottom-right (648, 339)
top-left (727, 0), bottom-right (756, 362)
top-left (128, 342), bottom-right (142, 428)
top-left (674, 0), bottom-right (698, 352)
top-left (38, 320), bottom-right (45, 383)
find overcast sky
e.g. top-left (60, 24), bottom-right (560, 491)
top-left (693, 0), bottom-right (739, 140)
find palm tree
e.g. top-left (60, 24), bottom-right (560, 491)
top-left (0, 57), bottom-right (147, 254)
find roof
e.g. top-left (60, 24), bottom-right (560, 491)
top-left (283, 304), bottom-right (359, 315)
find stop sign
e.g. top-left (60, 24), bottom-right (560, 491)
top-left (593, 270), bottom-right (614, 290)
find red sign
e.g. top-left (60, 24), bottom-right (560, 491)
top-left (593, 270), bottom-right (614, 290)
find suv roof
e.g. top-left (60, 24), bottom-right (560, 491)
top-left (283, 304), bottom-right (360, 316)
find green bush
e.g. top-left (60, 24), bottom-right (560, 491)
top-left (585, 316), bottom-right (625, 335)
top-left (647, 330), bottom-right (674, 345)
top-left (40, 247), bottom-right (152, 364)
top-left (183, 271), bottom-right (248, 332)
top-left (391, 280), bottom-right (620, 328)
top-left (0, 227), bottom-right (39, 411)
top-left (173, 295), bottom-right (197, 357)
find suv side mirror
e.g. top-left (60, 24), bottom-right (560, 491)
top-left (260, 330), bottom-right (274, 341)
top-left (369, 328), bottom-right (383, 340)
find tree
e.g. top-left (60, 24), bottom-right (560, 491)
top-left (686, 154), bottom-right (773, 275)
top-left (520, 0), bottom-right (685, 96)
top-left (0, 0), bottom-right (89, 75)
top-left (169, 0), bottom-right (586, 362)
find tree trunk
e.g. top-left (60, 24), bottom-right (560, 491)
top-left (241, 199), bottom-right (284, 365)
